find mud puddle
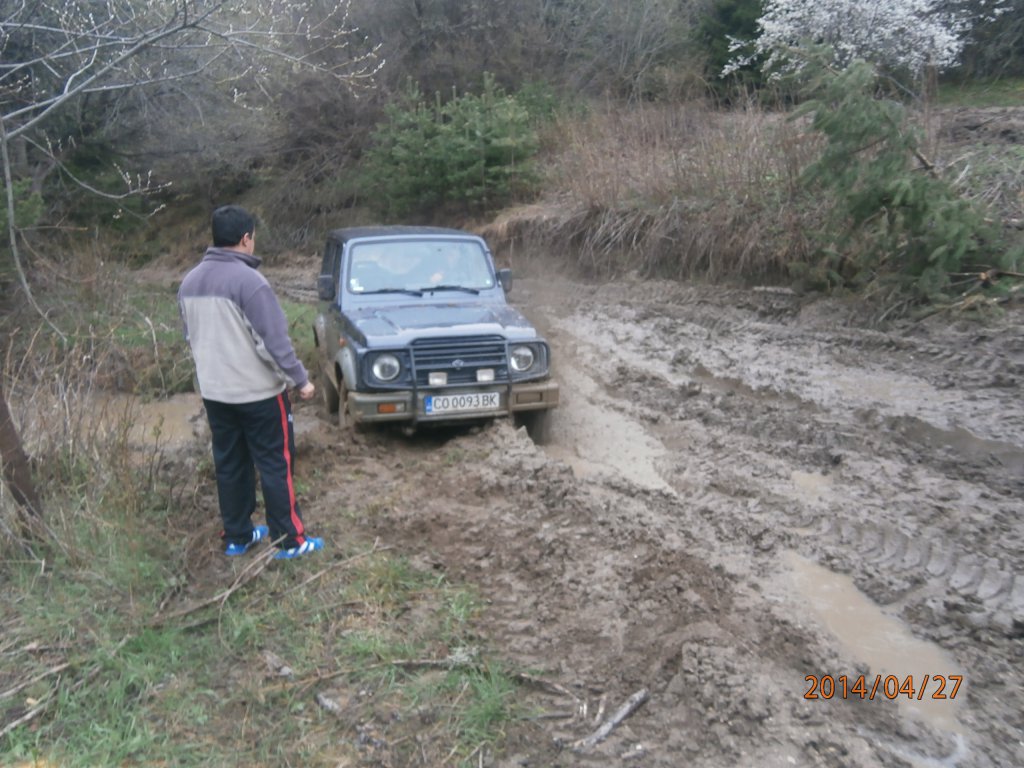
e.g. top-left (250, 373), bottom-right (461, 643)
top-left (124, 393), bottom-right (203, 448)
top-left (13, 390), bottom-right (202, 455)
top-left (786, 552), bottom-right (964, 736)
top-left (895, 416), bottom-right (1024, 476)
top-left (94, 392), bottom-right (320, 452)
top-left (542, 361), bottom-right (674, 493)
top-left (512, 275), bottom-right (1023, 767)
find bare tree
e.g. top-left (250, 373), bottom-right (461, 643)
top-left (0, 0), bottom-right (382, 523)
top-left (0, 376), bottom-right (41, 521)
top-left (540, 0), bottom-right (696, 99)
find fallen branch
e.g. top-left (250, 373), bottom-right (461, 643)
top-left (0, 696), bottom-right (52, 739)
top-left (262, 655), bottom-right (580, 704)
top-left (571, 688), bottom-right (650, 752)
top-left (279, 540), bottom-right (391, 596)
top-left (0, 661), bottom-right (71, 701)
top-left (148, 543), bottom-right (277, 627)
top-left (0, 637), bottom-right (128, 739)
top-left (511, 672), bottom-right (580, 700)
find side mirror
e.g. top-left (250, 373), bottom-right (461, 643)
top-left (496, 268), bottom-right (512, 292)
top-left (316, 275), bottom-right (336, 301)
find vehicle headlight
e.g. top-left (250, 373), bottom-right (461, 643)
top-left (509, 345), bottom-right (535, 373)
top-left (372, 354), bottom-right (401, 381)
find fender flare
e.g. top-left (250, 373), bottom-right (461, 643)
top-left (335, 345), bottom-right (358, 391)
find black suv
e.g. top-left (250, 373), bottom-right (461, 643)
top-left (313, 226), bottom-right (559, 438)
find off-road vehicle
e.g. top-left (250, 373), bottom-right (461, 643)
top-left (313, 226), bottom-right (559, 439)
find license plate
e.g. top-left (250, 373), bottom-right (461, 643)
top-left (425, 392), bottom-right (500, 414)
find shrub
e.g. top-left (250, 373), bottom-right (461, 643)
top-left (697, 0), bottom-right (765, 91)
top-left (793, 58), bottom-right (1007, 297)
top-left (360, 74), bottom-right (540, 218)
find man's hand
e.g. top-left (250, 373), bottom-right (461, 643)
top-left (297, 381), bottom-right (316, 401)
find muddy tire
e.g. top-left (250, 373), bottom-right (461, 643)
top-left (319, 368), bottom-right (339, 423)
top-left (337, 376), bottom-right (351, 430)
top-left (515, 409), bottom-right (552, 445)
top-left (337, 377), bottom-right (367, 434)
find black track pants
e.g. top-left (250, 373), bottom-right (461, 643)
top-left (204, 392), bottom-right (308, 549)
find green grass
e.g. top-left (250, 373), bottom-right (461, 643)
top-left (280, 296), bottom-right (319, 373)
top-left (936, 76), bottom-right (1024, 107)
top-left (1, 494), bottom-right (523, 768)
top-left (1, 259), bottom-right (321, 402)
top-left (1, 541), bottom-right (521, 766)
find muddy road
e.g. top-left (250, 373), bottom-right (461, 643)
top-left (189, 270), bottom-right (1024, 766)
top-left (474, 277), bottom-right (1023, 768)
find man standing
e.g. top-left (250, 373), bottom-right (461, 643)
top-left (179, 205), bottom-right (323, 560)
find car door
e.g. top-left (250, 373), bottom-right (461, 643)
top-left (316, 239), bottom-right (342, 382)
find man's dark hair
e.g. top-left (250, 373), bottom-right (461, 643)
top-left (211, 205), bottom-right (256, 247)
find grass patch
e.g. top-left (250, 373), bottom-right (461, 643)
top-left (0, 403), bottom-right (523, 768)
top-left (1, 270), bottom-right (526, 767)
top-left (1, 511), bottom-right (528, 767)
top-left (1, 255), bottom-right (322, 402)
top-left (488, 101), bottom-right (824, 282)
top-left (280, 296), bottom-right (318, 374)
top-left (486, 93), bottom-right (1022, 307)
top-left (937, 77), bottom-right (1024, 107)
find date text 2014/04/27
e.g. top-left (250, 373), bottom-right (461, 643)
top-left (804, 674), bottom-right (963, 701)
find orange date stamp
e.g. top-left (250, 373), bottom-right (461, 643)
top-left (804, 674), bottom-right (963, 701)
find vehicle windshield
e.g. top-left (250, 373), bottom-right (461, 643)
top-left (347, 240), bottom-right (495, 294)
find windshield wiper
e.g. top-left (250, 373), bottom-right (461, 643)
top-left (418, 284), bottom-right (480, 295)
top-left (360, 287), bottom-right (424, 296)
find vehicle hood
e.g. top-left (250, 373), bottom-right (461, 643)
top-left (347, 302), bottom-right (539, 345)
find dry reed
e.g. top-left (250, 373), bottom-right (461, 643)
top-left (486, 101), bottom-right (828, 282)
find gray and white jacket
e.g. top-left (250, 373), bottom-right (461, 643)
top-left (178, 247), bottom-right (308, 404)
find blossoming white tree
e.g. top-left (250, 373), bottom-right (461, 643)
top-left (725, 0), bottom-right (1009, 78)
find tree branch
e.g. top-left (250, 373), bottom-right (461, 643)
top-left (0, 114), bottom-right (65, 342)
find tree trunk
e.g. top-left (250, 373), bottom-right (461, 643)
top-left (0, 375), bottom-right (43, 518)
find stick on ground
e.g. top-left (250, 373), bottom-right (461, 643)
top-left (571, 688), bottom-right (650, 752)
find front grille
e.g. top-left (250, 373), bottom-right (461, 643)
top-left (411, 335), bottom-right (509, 386)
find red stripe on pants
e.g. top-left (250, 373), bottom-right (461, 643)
top-left (276, 393), bottom-right (305, 545)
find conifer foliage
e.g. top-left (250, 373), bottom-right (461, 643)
top-left (361, 75), bottom-right (540, 217)
top-left (794, 59), bottom-right (1006, 297)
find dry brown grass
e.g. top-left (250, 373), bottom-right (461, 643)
top-left (484, 102), bottom-right (1024, 284)
top-left (484, 101), bottom-right (827, 282)
top-left (0, 257), bottom-right (200, 562)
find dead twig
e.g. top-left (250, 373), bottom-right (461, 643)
top-left (524, 711), bottom-right (578, 721)
top-left (571, 688), bottom-right (650, 752)
top-left (0, 661), bottom-right (71, 701)
top-left (149, 544), bottom-right (277, 627)
top-left (0, 637), bottom-right (129, 739)
top-left (279, 540), bottom-right (391, 596)
top-left (0, 695), bottom-right (52, 739)
top-left (262, 656), bottom-right (580, 706)
top-left (260, 656), bottom-right (457, 694)
top-left (510, 672), bottom-right (580, 700)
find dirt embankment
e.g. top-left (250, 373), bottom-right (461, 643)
top-left (251, 268), bottom-right (1023, 767)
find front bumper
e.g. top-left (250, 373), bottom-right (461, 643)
top-left (347, 380), bottom-right (559, 425)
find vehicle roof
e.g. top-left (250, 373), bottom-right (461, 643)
top-left (327, 225), bottom-right (480, 244)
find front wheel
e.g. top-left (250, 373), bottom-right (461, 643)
top-left (336, 377), bottom-right (367, 434)
top-left (514, 409), bottom-right (552, 445)
top-left (319, 368), bottom-right (339, 423)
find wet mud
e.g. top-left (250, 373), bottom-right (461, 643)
top-left (163, 272), bottom-right (1023, 767)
